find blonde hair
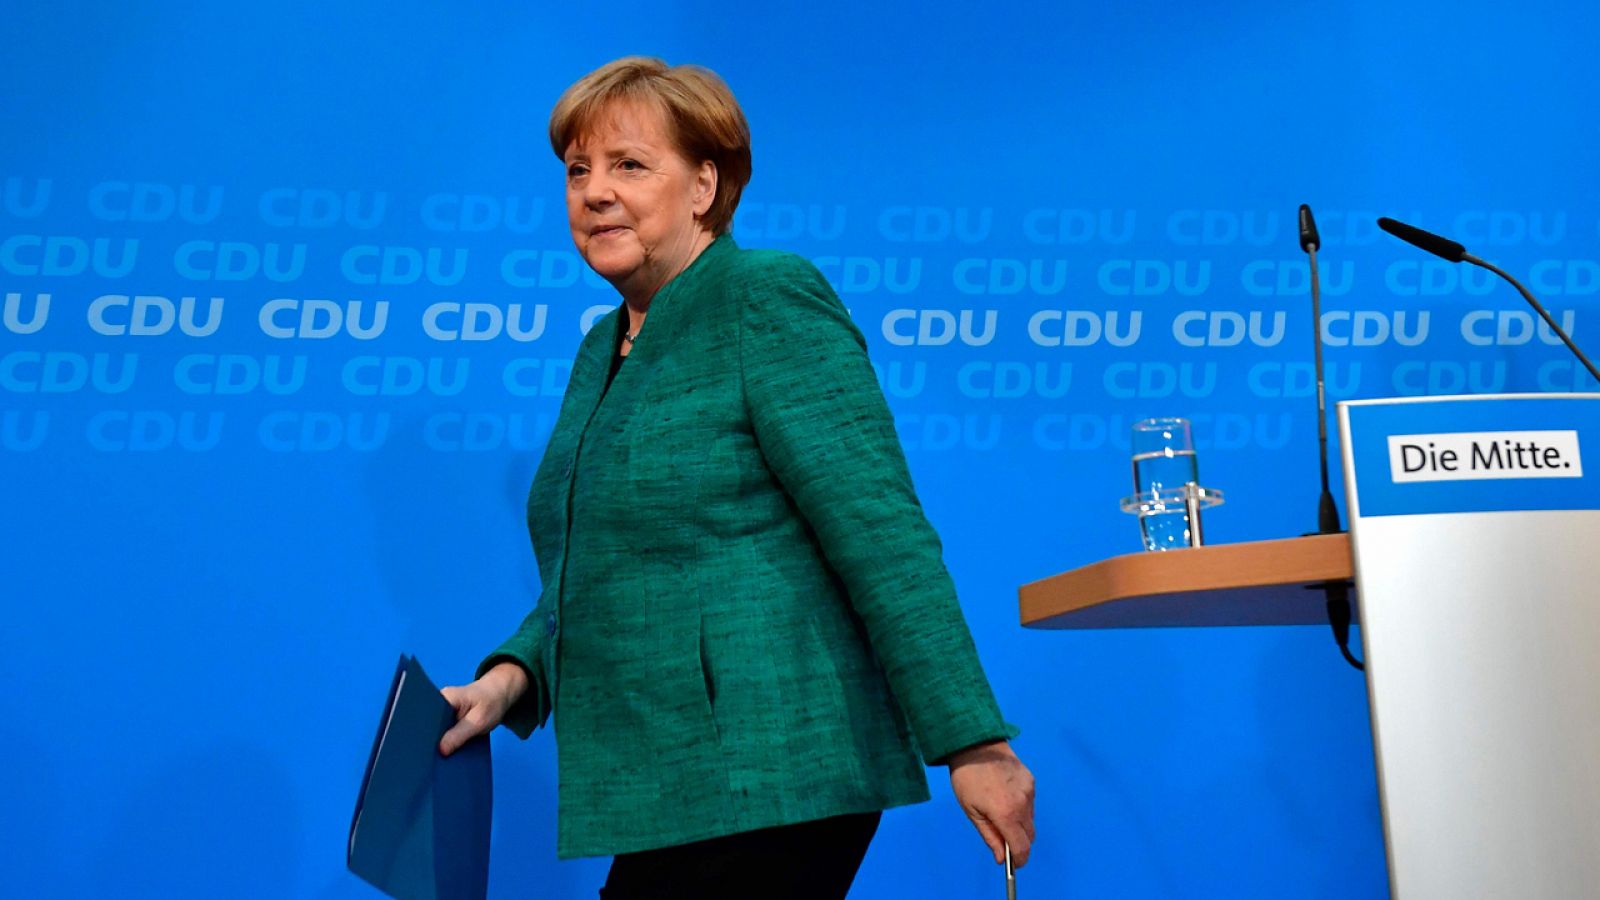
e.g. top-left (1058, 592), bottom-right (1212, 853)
top-left (550, 57), bottom-right (752, 236)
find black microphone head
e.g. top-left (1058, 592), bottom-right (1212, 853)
top-left (1377, 216), bottom-right (1467, 263)
top-left (1297, 204), bottom-right (1320, 252)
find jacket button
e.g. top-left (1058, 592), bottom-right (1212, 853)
top-left (546, 612), bottom-right (557, 636)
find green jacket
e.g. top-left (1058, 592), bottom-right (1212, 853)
top-left (479, 235), bottom-right (1015, 859)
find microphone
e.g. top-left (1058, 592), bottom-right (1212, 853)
top-left (1377, 216), bottom-right (1600, 384)
top-left (1299, 204), bottom-right (1362, 671)
top-left (1298, 203), bottom-right (1321, 252)
top-left (1377, 217), bottom-right (1465, 263)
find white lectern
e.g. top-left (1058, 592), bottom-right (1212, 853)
top-left (1339, 393), bottom-right (1600, 900)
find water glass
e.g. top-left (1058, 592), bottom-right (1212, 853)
top-left (1131, 417), bottom-right (1198, 497)
top-left (1121, 417), bottom-right (1222, 551)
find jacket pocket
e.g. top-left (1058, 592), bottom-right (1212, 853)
top-left (698, 625), bottom-right (717, 708)
top-left (697, 616), bottom-right (722, 744)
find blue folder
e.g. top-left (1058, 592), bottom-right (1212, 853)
top-left (348, 655), bottom-right (493, 900)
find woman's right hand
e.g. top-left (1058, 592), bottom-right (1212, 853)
top-left (438, 661), bottom-right (529, 757)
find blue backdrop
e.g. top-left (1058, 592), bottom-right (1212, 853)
top-left (4, 2), bottom-right (1597, 897)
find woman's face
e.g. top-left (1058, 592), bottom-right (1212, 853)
top-left (564, 101), bottom-right (717, 302)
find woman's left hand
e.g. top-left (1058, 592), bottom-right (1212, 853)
top-left (947, 739), bottom-right (1035, 867)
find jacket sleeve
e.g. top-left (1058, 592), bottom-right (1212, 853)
top-left (737, 252), bottom-right (1018, 764)
top-left (476, 608), bottom-right (552, 738)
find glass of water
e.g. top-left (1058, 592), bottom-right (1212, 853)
top-left (1120, 417), bottom-right (1223, 551)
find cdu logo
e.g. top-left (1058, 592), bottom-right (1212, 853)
top-left (259, 189), bottom-right (387, 229)
top-left (881, 309), bottom-right (997, 347)
top-left (420, 193), bottom-right (544, 233)
top-left (175, 241), bottom-right (303, 282)
top-left (259, 299), bottom-right (388, 340)
top-left (1, 352), bottom-right (137, 394)
top-left (89, 182), bottom-right (223, 224)
top-left (89, 295), bottom-right (223, 337)
top-left (2, 235), bottom-right (137, 277)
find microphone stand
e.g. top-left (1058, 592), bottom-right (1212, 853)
top-left (1301, 205), bottom-right (1363, 671)
top-left (1309, 244), bottom-right (1339, 534)
top-left (1377, 215), bottom-right (1600, 386)
top-left (1463, 254), bottom-right (1600, 385)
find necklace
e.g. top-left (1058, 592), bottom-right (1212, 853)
top-left (622, 331), bottom-right (638, 344)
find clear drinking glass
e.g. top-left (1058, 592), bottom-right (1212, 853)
top-left (1120, 417), bottom-right (1222, 551)
top-left (1131, 417), bottom-right (1197, 495)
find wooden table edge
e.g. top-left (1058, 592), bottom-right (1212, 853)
top-left (1018, 533), bottom-right (1354, 628)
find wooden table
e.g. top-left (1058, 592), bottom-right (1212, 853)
top-left (1018, 534), bottom-right (1354, 629)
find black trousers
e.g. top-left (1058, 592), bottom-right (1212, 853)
top-left (599, 811), bottom-right (882, 900)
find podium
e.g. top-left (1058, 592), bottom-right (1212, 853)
top-left (1020, 394), bottom-right (1600, 899)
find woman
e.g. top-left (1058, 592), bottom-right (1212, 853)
top-left (438, 57), bottom-right (1034, 898)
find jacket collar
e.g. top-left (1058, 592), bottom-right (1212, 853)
top-left (569, 233), bottom-right (738, 427)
